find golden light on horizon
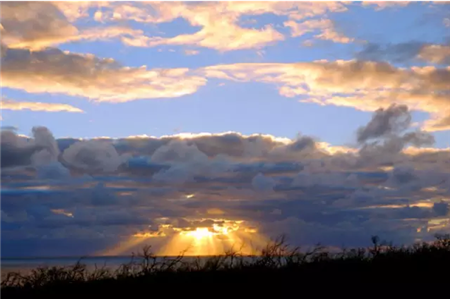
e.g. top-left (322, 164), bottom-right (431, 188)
top-left (99, 218), bottom-right (267, 257)
top-left (183, 227), bottom-right (215, 239)
top-left (159, 219), bottom-right (267, 256)
top-left (100, 231), bottom-right (165, 256)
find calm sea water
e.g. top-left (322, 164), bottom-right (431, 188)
top-left (1, 256), bottom-right (164, 278)
top-left (1, 256), bottom-right (238, 278)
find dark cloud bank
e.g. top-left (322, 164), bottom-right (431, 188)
top-left (1, 105), bottom-right (449, 257)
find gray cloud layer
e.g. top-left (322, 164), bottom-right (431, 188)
top-left (2, 106), bottom-right (449, 257)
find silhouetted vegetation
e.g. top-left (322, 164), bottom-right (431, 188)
top-left (2, 234), bottom-right (450, 298)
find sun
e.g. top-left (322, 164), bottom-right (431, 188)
top-left (101, 219), bottom-right (268, 257)
top-left (158, 220), bottom-right (267, 256)
top-left (184, 227), bottom-right (216, 239)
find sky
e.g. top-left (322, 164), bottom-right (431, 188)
top-left (1, 1), bottom-right (450, 258)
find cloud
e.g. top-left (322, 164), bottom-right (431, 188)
top-left (424, 115), bottom-right (450, 132)
top-left (151, 140), bottom-right (234, 185)
top-left (284, 19), bottom-right (355, 44)
top-left (0, 126), bottom-right (59, 168)
top-left (36, 162), bottom-right (71, 180)
top-left (1, 47), bottom-right (207, 102)
top-left (432, 201), bottom-right (449, 216)
top-left (361, 1), bottom-right (410, 10)
top-left (1, 97), bottom-right (83, 113)
top-left (418, 44), bottom-right (450, 65)
top-left (201, 60), bottom-right (450, 132)
top-left (121, 23), bottom-right (284, 52)
top-left (444, 18), bottom-right (450, 27)
top-left (52, 1), bottom-right (101, 22)
top-left (252, 173), bottom-right (275, 192)
top-left (2, 109), bottom-right (450, 257)
top-left (31, 126), bottom-right (60, 165)
top-left (357, 42), bottom-right (450, 65)
top-left (184, 50), bottom-right (199, 56)
top-left (0, 2), bottom-right (144, 50)
top-left (0, 2), bottom-right (78, 49)
top-left (96, 2), bottom-right (348, 51)
top-left (61, 140), bottom-right (124, 174)
top-left (357, 104), bottom-right (411, 143)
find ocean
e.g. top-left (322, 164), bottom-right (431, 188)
top-left (2, 256), bottom-right (156, 278)
top-left (1, 255), bottom-right (243, 279)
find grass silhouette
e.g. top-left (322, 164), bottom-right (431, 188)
top-left (2, 234), bottom-right (450, 298)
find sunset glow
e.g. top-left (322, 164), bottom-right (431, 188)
top-left (2, 1), bottom-right (450, 260)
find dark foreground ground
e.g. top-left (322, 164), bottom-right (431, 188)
top-left (2, 235), bottom-right (450, 298)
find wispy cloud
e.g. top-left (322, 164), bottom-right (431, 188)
top-left (361, 1), bottom-right (410, 10)
top-left (85, 2), bottom-right (349, 51)
top-left (284, 18), bottom-right (355, 43)
top-left (1, 98), bottom-right (83, 113)
top-left (184, 49), bottom-right (199, 56)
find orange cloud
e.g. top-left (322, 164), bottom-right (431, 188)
top-left (1, 98), bottom-right (84, 113)
top-left (284, 19), bottom-right (355, 43)
top-left (418, 44), bottom-right (450, 64)
top-left (0, 2), bottom-right (145, 50)
top-left (0, 2), bottom-right (79, 50)
top-left (99, 1), bottom-right (348, 51)
top-left (1, 47), bottom-right (207, 103)
top-left (201, 61), bottom-right (450, 131)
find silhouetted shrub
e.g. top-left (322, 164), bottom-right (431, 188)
top-left (2, 234), bottom-right (450, 298)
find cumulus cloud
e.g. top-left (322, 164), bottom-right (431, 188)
top-left (31, 126), bottom-right (60, 165)
top-left (36, 162), bottom-right (71, 180)
top-left (1, 97), bottom-right (83, 113)
top-left (151, 140), bottom-right (234, 185)
top-left (1, 47), bottom-right (207, 102)
top-left (61, 140), bottom-right (124, 173)
top-left (2, 110), bottom-right (450, 257)
top-left (0, 126), bottom-right (61, 170)
top-left (252, 173), bottom-right (275, 192)
top-left (357, 104), bottom-right (411, 143)
top-left (1, 132), bottom-right (42, 168)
